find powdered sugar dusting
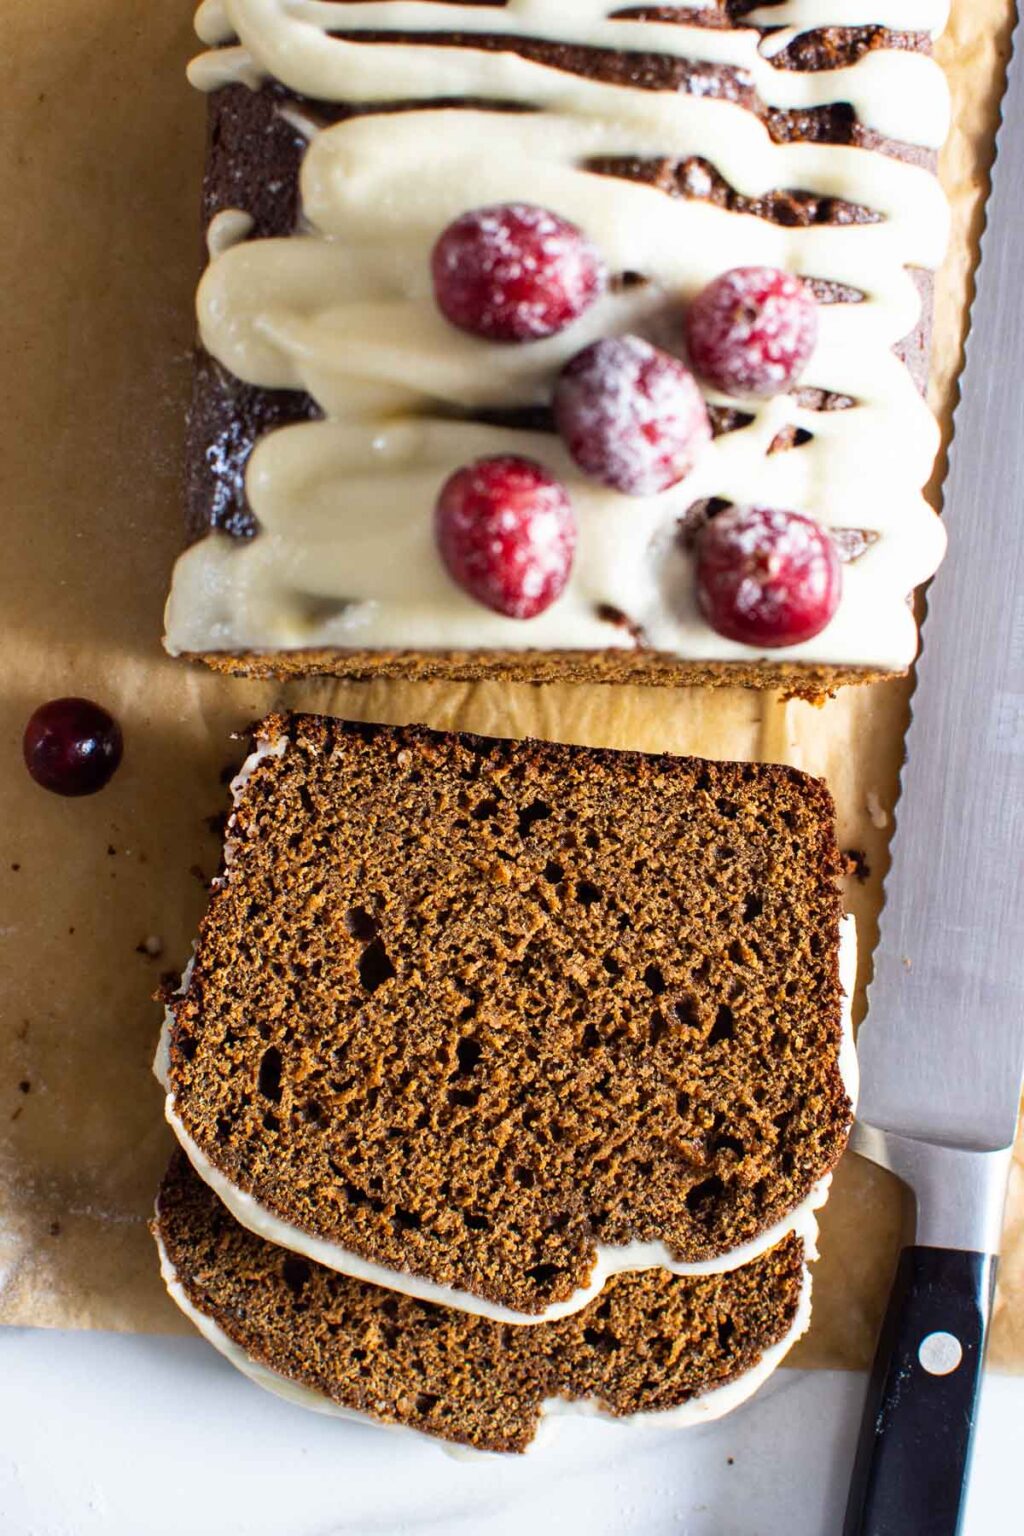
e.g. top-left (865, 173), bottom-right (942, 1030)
top-left (554, 335), bottom-right (711, 495)
top-left (685, 266), bottom-right (818, 399)
top-left (696, 505), bottom-right (841, 648)
top-left (435, 455), bottom-right (576, 618)
top-left (431, 203), bottom-right (606, 343)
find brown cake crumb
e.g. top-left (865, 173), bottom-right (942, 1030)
top-left (186, 645), bottom-right (885, 699)
top-left (166, 716), bottom-right (850, 1317)
top-left (842, 849), bottom-right (871, 883)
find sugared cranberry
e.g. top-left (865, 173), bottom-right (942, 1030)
top-left (431, 204), bottom-right (606, 343)
top-left (695, 506), bottom-right (840, 648)
top-left (685, 267), bottom-right (817, 398)
top-left (435, 456), bottom-right (576, 618)
top-left (23, 698), bottom-right (124, 796)
top-left (553, 335), bottom-right (711, 496)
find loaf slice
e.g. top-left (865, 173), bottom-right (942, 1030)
top-left (164, 3), bottom-right (950, 697)
top-left (160, 714), bottom-right (852, 1321)
top-left (154, 1152), bottom-right (811, 1454)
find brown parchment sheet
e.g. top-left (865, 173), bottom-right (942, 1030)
top-left (0, 0), bottom-right (1021, 1370)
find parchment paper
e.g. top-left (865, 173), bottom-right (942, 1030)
top-left (0, 0), bottom-right (1019, 1368)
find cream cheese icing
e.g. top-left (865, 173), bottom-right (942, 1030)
top-left (166, 0), bottom-right (950, 673)
top-left (155, 1225), bottom-right (814, 1454)
top-left (155, 733), bottom-right (858, 1325)
top-left (188, 1), bottom-right (951, 149)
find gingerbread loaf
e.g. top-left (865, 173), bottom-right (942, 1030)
top-left (159, 714), bottom-right (854, 1322)
top-left (155, 1151), bottom-right (812, 1454)
top-left (164, 1), bottom-right (950, 697)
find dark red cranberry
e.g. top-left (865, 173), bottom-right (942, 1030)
top-left (431, 204), bottom-right (606, 343)
top-left (695, 506), bottom-right (841, 648)
top-left (553, 335), bottom-right (711, 495)
top-left (23, 698), bottom-right (124, 797)
top-left (435, 456), bottom-right (576, 618)
top-left (685, 266), bottom-right (817, 398)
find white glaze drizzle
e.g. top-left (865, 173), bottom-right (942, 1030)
top-left (166, 0), bottom-right (949, 673)
top-left (189, 1), bottom-right (950, 148)
top-left (748, 1), bottom-right (948, 32)
top-left (156, 1225), bottom-right (814, 1453)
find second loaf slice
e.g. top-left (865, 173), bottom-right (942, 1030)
top-left (155, 1151), bottom-right (812, 1455)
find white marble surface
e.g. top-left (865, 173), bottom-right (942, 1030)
top-left (0, 1330), bottom-right (1020, 1534)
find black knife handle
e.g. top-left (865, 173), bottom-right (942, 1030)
top-left (843, 1246), bottom-right (997, 1536)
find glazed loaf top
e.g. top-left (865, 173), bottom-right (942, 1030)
top-left (165, 1), bottom-right (950, 670)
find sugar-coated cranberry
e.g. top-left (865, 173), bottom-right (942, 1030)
top-left (435, 456), bottom-right (576, 618)
top-left (695, 506), bottom-right (841, 648)
top-left (685, 266), bottom-right (817, 398)
top-left (431, 204), bottom-right (606, 343)
top-left (553, 335), bottom-right (711, 495)
top-left (23, 697), bottom-right (124, 796)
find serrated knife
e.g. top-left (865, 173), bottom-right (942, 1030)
top-left (843, 21), bottom-right (1024, 1536)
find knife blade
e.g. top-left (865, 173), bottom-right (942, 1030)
top-left (844, 18), bottom-right (1024, 1536)
top-left (857, 90), bottom-right (1024, 1160)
